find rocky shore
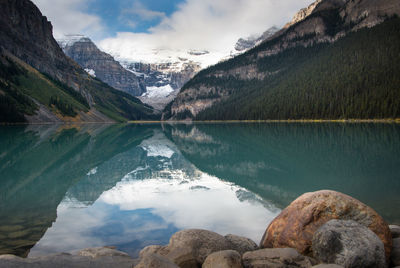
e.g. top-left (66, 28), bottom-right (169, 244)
top-left (1, 190), bottom-right (399, 268)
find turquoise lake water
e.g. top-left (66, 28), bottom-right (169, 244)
top-left (0, 123), bottom-right (399, 258)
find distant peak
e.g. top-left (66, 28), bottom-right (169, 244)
top-left (57, 34), bottom-right (91, 49)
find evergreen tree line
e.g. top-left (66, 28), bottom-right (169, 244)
top-left (191, 17), bottom-right (400, 120)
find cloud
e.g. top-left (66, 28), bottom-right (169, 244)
top-left (124, 1), bottom-right (166, 22)
top-left (31, 0), bottom-right (104, 39)
top-left (99, 0), bottom-right (315, 64)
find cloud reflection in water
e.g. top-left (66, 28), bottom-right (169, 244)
top-left (30, 130), bottom-right (280, 257)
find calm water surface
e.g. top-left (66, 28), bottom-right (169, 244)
top-left (0, 123), bottom-right (399, 258)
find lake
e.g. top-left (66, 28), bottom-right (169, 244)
top-left (0, 123), bottom-right (399, 258)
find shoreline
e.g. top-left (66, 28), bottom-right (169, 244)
top-left (2, 118), bottom-right (400, 125)
top-left (130, 118), bottom-right (400, 124)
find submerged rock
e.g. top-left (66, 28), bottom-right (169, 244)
top-left (202, 250), bottom-right (242, 268)
top-left (312, 219), bottom-right (386, 268)
top-left (260, 190), bottom-right (392, 260)
top-left (242, 248), bottom-right (316, 268)
top-left (75, 247), bottom-right (130, 258)
top-left (0, 250), bottom-right (137, 268)
top-left (311, 265), bottom-right (343, 268)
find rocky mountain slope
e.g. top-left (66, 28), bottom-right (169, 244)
top-left (234, 26), bottom-right (279, 52)
top-left (58, 35), bottom-right (201, 111)
top-left (122, 60), bottom-right (201, 111)
top-left (59, 35), bottom-right (145, 96)
top-left (0, 0), bottom-right (156, 123)
top-left (165, 0), bottom-right (400, 120)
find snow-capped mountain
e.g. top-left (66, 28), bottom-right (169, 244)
top-left (234, 26), bottom-right (279, 52)
top-left (56, 26), bottom-right (278, 111)
top-left (58, 34), bottom-right (145, 96)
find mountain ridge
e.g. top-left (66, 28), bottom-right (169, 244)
top-left (58, 35), bottom-right (146, 96)
top-left (165, 0), bottom-right (400, 120)
top-left (0, 0), bottom-right (157, 123)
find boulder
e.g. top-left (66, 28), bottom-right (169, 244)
top-left (139, 245), bottom-right (163, 259)
top-left (390, 225), bottom-right (400, 239)
top-left (135, 253), bottom-right (179, 268)
top-left (392, 238), bottom-right (400, 266)
top-left (156, 229), bottom-right (233, 268)
top-left (202, 250), bottom-right (242, 268)
top-left (260, 190), bottom-right (392, 260)
top-left (224, 234), bottom-right (258, 255)
top-left (312, 219), bottom-right (386, 268)
top-left (242, 248), bottom-right (316, 268)
top-left (75, 247), bottom-right (130, 258)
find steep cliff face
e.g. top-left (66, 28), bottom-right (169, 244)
top-left (166, 0), bottom-right (400, 120)
top-left (59, 35), bottom-right (145, 96)
top-left (0, 0), bottom-right (156, 122)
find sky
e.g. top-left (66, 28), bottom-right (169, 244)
top-left (32, 0), bottom-right (314, 63)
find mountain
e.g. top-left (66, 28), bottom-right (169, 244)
top-left (0, 0), bottom-right (157, 123)
top-left (165, 0), bottom-right (400, 120)
top-left (234, 26), bottom-right (279, 52)
top-left (58, 35), bottom-right (145, 96)
top-left (121, 60), bottom-right (201, 111)
top-left (58, 35), bottom-right (201, 111)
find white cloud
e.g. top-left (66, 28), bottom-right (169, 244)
top-left (99, 0), bottom-right (315, 65)
top-left (31, 0), bottom-right (104, 39)
top-left (123, 1), bottom-right (166, 22)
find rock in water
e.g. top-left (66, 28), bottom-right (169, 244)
top-left (135, 253), bottom-right (179, 268)
top-left (242, 248), bottom-right (316, 268)
top-left (203, 250), bottom-right (242, 268)
top-left (392, 238), bottom-right (400, 266)
top-left (224, 234), bottom-right (258, 255)
top-left (390, 225), bottom-right (400, 239)
top-left (260, 190), bottom-right (392, 260)
top-left (312, 220), bottom-right (386, 268)
top-left (156, 229), bottom-right (233, 268)
top-left (311, 265), bottom-right (343, 268)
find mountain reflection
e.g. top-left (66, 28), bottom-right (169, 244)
top-left (163, 123), bottom-right (400, 223)
top-left (0, 123), bottom-right (399, 258)
top-left (0, 124), bottom-right (154, 257)
top-left (28, 127), bottom-right (276, 257)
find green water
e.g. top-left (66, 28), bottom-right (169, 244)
top-left (0, 123), bottom-right (399, 258)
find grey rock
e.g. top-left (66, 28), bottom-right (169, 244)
top-left (60, 36), bottom-right (145, 96)
top-left (139, 245), bottom-right (163, 259)
top-left (224, 234), bottom-right (258, 255)
top-left (390, 225), bottom-right (400, 239)
top-left (75, 246), bottom-right (130, 258)
top-left (0, 252), bottom-right (137, 268)
top-left (312, 219), bottom-right (386, 268)
top-left (242, 248), bottom-right (316, 268)
top-left (156, 229), bottom-right (233, 268)
top-left (392, 237), bottom-right (400, 266)
top-left (311, 265), bottom-right (343, 268)
top-left (135, 253), bottom-right (179, 268)
top-left (202, 250), bottom-right (242, 268)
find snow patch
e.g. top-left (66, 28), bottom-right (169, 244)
top-left (57, 34), bottom-right (87, 49)
top-left (87, 167), bottom-right (98, 176)
top-left (141, 84), bottom-right (174, 99)
top-left (84, 68), bottom-right (96, 77)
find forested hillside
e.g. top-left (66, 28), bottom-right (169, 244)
top-left (0, 0), bottom-right (158, 123)
top-left (192, 17), bottom-right (400, 120)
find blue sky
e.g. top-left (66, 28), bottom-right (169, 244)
top-left (85, 0), bottom-right (183, 34)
